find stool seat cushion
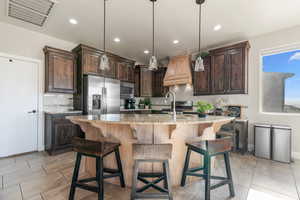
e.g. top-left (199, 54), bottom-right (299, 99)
top-left (187, 138), bottom-right (232, 155)
top-left (72, 137), bottom-right (120, 157)
top-left (133, 144), bottom-right (172, 160)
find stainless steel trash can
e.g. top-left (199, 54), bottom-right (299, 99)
top-left (254, 124), bottom-right (272, 159)
top-left (272, 125), bottom-right (291, 163)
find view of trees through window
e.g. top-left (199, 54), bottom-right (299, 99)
top-left (263, 49), bottom-right (300, 113)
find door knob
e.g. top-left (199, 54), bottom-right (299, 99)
top-left (28, 110), bottom-right (37, 114)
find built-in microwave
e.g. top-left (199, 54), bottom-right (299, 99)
top-left (120, 81), bottom-right (134, 99)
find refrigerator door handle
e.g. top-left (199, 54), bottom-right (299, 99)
top-left (102, 87), bottom-right (107, 114)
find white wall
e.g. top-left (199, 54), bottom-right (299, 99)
top-left (0, 22), bottom-right (77, 151)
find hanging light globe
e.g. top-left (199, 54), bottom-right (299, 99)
top-left (149, 55), bottom-right (158, 71)
top-left (194, 55), bottom-right (205, 72)
top-left (100, 54), bottom-right (109, 70)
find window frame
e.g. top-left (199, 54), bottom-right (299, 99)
top-left (259, 43), bottom-right (300, 116)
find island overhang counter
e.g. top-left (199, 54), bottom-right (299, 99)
top-left (67, 114), bottom-right (234, 186)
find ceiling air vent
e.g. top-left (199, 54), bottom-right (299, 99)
top-left (8, 0), bottom-right (56, 27)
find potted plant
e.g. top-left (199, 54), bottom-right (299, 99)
top-left (196, 101), bottom-right (214, 118)
top-left (144, 98), bottom-right (151, 109)
top-left (138, 99), bottom-right (145, 109)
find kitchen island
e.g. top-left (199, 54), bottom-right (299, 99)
top-left (67, 114), bottom-right (234, 186)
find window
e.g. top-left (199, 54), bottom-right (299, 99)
top-left (262, 49), bottom-right (300, 113)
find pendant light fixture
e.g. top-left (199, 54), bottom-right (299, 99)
top-left (194, 0), bottom-right (205, 72)
top-left (99, 0), bottom-right (109, 71)
top-left (148, 0), bottom-right (158, 71)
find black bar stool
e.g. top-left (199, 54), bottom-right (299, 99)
top-left (131, 144), bottom-right (173, 200)
top-left (181, 137), bottom-right (235, 200)
top-left (69, 137), bottom-right (125, 200)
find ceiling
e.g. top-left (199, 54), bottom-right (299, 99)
top-left (1, 0), bottom-right (300, 63)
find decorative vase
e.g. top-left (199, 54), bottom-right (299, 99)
top-left (198, 113), bottom-right (207, 118)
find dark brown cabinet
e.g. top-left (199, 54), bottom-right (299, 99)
top-left (44, 46), bottom-right (76, 94)
top-left (140, 67), bottom-right (152, 97)
top-left (45, 113), bottom-right (84, 155)
top-left (134, 67), bottom-right (141, 97)
top-left (210, 41), bottom-right (249, 95)
top-left (193, 56), bottom-right (211, 95)
top-left (211, 52), bottom-right (226, 94)
top-left (152, 67), bottom-right (168, 97)
top-left (134, 66), bottom-right (153, 97)
top-left (226, 48), bottom-right (246, 94)
top-left (117, 62), bottom-right (128, 81)
top-left (82, 50), bottom-right (101, 75)
top-left (117, 62), bottom-right (135, 82)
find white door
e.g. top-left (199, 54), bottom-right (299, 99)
top-left (0, 55), bottom-right (38, 157)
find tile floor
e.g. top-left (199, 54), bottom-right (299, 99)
top-left (0, 151), bottom-right (299, 200)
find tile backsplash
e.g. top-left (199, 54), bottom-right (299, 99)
top-left (43, 93), bottom-right (73, 112)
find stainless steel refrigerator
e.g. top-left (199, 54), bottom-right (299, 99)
top-left (83, 75), bottom-right (120, 115)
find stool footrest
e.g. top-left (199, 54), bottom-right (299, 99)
top-left (103, 168), bottom-right (119, 174)
top-left (133, 193), bottom-right (170, 199)
top-left (138, 172), bottom-right (164, 178)
top-left (78, 177), bottom-right (97, 183)
top-left (75, 182), bottom-right (98, 193)
top-left (103, 173), bottom-right (122, 179)
top-left (210, 179), bottom-right (232, 190)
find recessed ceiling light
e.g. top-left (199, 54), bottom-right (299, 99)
top-left (214, 24), bottom-right (222, 31)
top-left (69, 18), bottom-right (78, 25)
top-left (114, 38), bottom-right (120, 43)
top-left (144, 50), bottom-right (150, 54)
top-left (173, 40), bottom-right (179, 44)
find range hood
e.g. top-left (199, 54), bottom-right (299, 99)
top-left (163, 55), bottom-right (192, 86)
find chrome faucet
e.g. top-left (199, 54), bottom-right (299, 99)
top-left (165, 91), bottom-right (176, 120)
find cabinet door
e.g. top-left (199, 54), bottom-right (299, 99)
top-left (152, 68), bottom-right (168, 97)
top-left (211, 52), bottom-right (226, 94)
top-left (227, 48), bottom-right (245, 94)
top-left (127, 65), bottom-right (135, 83)
top-left (45, 48), bottom-right (76, 94)
top-left (134, 67), bottom-right (141, 97)
top-left (83, 51), bottom-right (100, 74)
top-left (193, 56), bottom-right (211, 95)
top-left (140, 68), bottom-right (152, 97)
top-left (53, 119), bottom-right (77, 148)
top-left (102, 57), bottom-right (117, 78)
top-left (117, 62), bottom-right (128, 81)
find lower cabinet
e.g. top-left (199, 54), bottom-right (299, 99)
top-left (45, 113), bottom-right (84, 155)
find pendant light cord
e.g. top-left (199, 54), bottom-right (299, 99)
top-left (103, 0), bottom-right (106, 53)
top-left (198, 3), bottom-right (201, 52)
top-left (152, 0), bottom-right (155, 57)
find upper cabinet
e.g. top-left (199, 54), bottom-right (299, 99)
top-left (193, 56), bottom-right (211, 95)
top-left (211, 52), bottom-right (227, 94)
top-left (82, 49), bottom-right (101, 75)
top-left (193, 41), bottom-right (249, 96)
top-left (117, 62), bottom-right (135, 82)
top-left (152, 67), bottom-right (168, 97)
top-left (210, 41), bottom-right (249, 94)
top-left (72, 44), bottom-right (135, 82)
top-left (44, 46), bottom-right (76, 94)
top-left (134, 66), bottom-right (153, 97)
top-left (140, 67), bottom-right (152, 97)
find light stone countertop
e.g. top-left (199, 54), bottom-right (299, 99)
top-left (67, 114), bottom-right (234, 125)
